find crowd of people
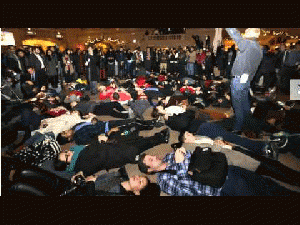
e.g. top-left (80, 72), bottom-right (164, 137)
top-left (1, 28), bottom-right (300, 196)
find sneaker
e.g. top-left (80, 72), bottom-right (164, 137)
top-left (263, 143), bottom-right (279, 160)
top-left (269, 133), bottom-right (289, 153)
top-left (128, 108), bottom-right (135, 119)
top-left (159, 128), bottom-right (170, 144)
top-left (152, 120), bottom-right (165, 128)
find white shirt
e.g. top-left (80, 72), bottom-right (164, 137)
top-left (165, 106), bottom-right (186, 117)
top-left (34, 53), bottom-right (45, 69)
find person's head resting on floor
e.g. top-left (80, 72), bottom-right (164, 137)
top-left (121, 175), bottom-right (161, 196)
top-left (137, 153), bottom-right (167, 175)
top-left (53, 155), bottom-right (160, 196)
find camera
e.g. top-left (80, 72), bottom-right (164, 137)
top-left (73, 174), bottom-right (86, 187)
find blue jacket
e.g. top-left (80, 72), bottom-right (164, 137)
top-left (225, 28), bottom-right (263, 82)
top-left (73, 121), bottom-right (106, 145)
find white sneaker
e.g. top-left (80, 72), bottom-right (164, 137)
top-left (128, 108), bottom-right (135, 119)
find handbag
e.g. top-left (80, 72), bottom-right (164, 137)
top-left (188, 147), bottom-right (228, 188)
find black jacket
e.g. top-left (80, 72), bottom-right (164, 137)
top-left (73, 139), bottom-right (138, 176)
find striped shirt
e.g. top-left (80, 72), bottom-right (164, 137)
top-left (157, 151), bottom-right (222, 196)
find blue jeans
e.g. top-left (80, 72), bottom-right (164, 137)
top-left (186, 63), bottom-right (195, 76)
top-left (196, 122), bottom-right (265, 155)
top-left (231, 77), bottom-right (251, 131)
top-left (90, 81), bottom-right (98, 94)
top-left (221, 166), bottom-right (300, 196)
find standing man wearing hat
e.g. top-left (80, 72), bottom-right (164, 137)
top-left (224, 28), bottom-right (263, 133)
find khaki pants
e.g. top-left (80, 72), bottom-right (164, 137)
top-left (160, 63), bottom-right (167, 73)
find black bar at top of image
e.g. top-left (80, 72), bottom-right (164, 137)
top-left (2, 3), bottom-right (300, 28)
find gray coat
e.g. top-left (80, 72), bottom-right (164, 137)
top-left (45, 56), bottom-right (58, 76)
top-left (225, 28), bottom-right (263, 82)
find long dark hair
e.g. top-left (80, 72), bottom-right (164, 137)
top-left (46, 50), bottom-right (52, 61)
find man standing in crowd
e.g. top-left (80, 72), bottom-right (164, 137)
top-left (27, 46), bottom-right (48, 88)
top-left (116, 46), bottom-right (126, 79)
top-left (225, 28), bottom-right (263, 133)
top-left (278, 41), bottom-right (300, 94)
top-left (105, 47), bottom-right (116, 79)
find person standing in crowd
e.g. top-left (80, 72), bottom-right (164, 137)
top-left (274, 43), bottom-right (286, 88)
top-left (216, 45), bottom-right (227, 78)
top-left (225, 44), bottom-right (236, 80)
top-left (85, 46), bottom-right (100, 95)
top-left (186, 46), bottom-right (196, 77)
top-left (144, 47), bottom-right (153, 75)
top-left (251, 45), bottom-right (277, 92)
top-left (16, 49), bottom-right (29, 84)
top-left (3, 46), bottom-right (21, 73)
top-left (99, 48), bottom-right (107, 81)
top-left (277, 41), bottom-right (300, 94)
top-left (151, 48), bottom-right (159, 74)
top-left (116, 46), bottom-right (126, 79)
top-left (168, 48), bottom-right (178, 75)
top-left (27, 46), bottom-right (48, 88)
top-left (125, 49), bottom-right (133, 78)
top-left (45, 49), bottom-right (59, 89)
top-left (225, 28), bottom-right (263, 133)
top-left (73, 48), bottom-right (83, 80)
top-left (49, 46), bottom-right (63, 86)
top-left (62, 48), bottom-right (75, 84)
top-left (135, 48), bottom-right (144, 72)
top-left (159, 49), bottom-right (168, 74)
top-left (204, 50), bottom-right (215, 80)
top-left (195, 48), bottom-right (206, 79)
top-left (105, 47), bottom-right (116, 79)
top-left (178, 47), bottom-right (187, 78)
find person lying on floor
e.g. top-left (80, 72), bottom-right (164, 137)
top-left (151, 99), bottom-right (208, 133)
top-left (71, 170), bottom-right (160, 196)
top-left (52, 128), bottom-right (170, 177)
top-left (66, 95), bottom-right (131, 119)
top-left (137, 147), bottom-right (300, 196)
top-left (186, 122), bottom-right (279, 159)
top-left (23, 110), bottom-right (93, 147)
top-left (57, 117), bottom-right (164, 145)
top-left (179, 131), bottom-right (300, 187)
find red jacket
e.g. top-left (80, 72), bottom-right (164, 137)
top-left (110, 91), bottom-right (132, 101)
top-left (180, 86), bottom-right (195, 94)
top-left (196, 52), bottom-right (206, 65)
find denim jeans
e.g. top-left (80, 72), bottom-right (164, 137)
top-left (220, 166), bottom-right (300, 196)
top-left (186, 63), bottom-right (195, 76)
top-left (231, 77), bottom-right (251, 131)
top-left (196, 122), bottom-right (265, 155)
top-left (90, 81), bottom-right (98, 94)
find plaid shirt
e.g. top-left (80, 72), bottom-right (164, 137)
top-left (157, 151), bottom-right (222, 196)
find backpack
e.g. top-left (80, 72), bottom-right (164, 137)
top-left (188, 147), bottom-right (228, 188)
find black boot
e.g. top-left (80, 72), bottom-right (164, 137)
top-left (256, 161), bottom-right (300, 187)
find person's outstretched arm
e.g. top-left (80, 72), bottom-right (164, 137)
top-left (225, 28), bottom-right (247, 52)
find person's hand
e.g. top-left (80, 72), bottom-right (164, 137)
top-left (71, 171), bottom-right (84, 183)
top-left (98, 135), bottom-right (108, 143)
top-left (26, 80), bottom-right (34, 86)
top-left (214, 140), bottom-right (233, 149)
top-left (85, 175), bottom-right (97, 182)
top-left (110, 127), bottom-right (120, 133)
top-left (40, 121), bottom-right (48, 129)
top-left (174, 147), bottom-right (186, 163)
